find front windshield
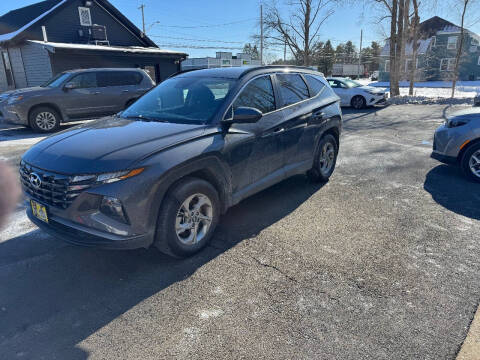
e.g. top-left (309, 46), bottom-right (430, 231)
top-left (121, 76), bottom-right (236, 124)
top-left (344, 79), bottom-right (362, 88)
top-left (41, 72), bottom-right (71, 88)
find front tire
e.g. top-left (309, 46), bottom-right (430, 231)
top-left (307, 134), bottom-right (339, 182)
top-left (155, 177), bottom-right (220, 258)
top-left (351, 95), bottom-right (366, 110)
top-left (461, 143), bottom-right (480, 183)
top-left (29, 106), bottom-right (60, 133)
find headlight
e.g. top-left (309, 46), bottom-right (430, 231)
top-left (7, 95), bottom-right (24, 104)
top-left (446, 118), bottom-right (469, 128)
top-left (71, 167), bottom-right (145, 185)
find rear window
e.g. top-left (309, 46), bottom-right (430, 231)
top-left (304, 75), bottom-right (326, 97)
top-left (97, 71), bottom-right (143, 87)
top-left (276, 73), bottom-right (309, 106)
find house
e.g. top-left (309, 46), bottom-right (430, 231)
top-left (181, 52), bottom-right (261, 71)
top-left (379, 16), bottom-right (480, 82)
top-left (0, 0), bottom-right (187, 91)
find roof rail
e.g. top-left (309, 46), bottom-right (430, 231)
top-left (239, 65), bottom-right (324, 78)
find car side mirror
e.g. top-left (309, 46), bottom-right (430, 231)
top-left (63, 83), bottom-right (76, 91)
top-left (228, 107), bottom-right (262, 124)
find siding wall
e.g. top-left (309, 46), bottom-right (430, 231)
top-left (7, 47), bottom-right (28, 88)
top-left (20, 43), bottom-right (53, 86)
top-left (24, 0), bottom-right (146, 47)
top-left (0, 53), bottom-right (8, 91)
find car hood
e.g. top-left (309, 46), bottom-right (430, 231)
top-left (22, 117), bottom-right (209, 174)
top-left (1, 87), bottom-right (47, 97)
top-left (447, 108), bottom-right (480, 121)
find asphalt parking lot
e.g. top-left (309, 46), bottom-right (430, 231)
top-left (1, 104), bottom-right (479, 359)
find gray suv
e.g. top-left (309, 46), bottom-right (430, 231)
top-left (0, 68), bottom-right (154, 132)
top-left (21, 66), bottom-right (342, 258)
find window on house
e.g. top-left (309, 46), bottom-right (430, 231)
top-left (447, 36), bottom-right (458, 50)
top-left (78, 7), bottom-right (92, 26)
top-left (405, 59), bottom-right (414, 71)
top-left (440, 58), bottom-right (456, 71)
top-left (1, 51), bottom-right (14, 87)
top-left (472, 38), bottom-right (479, 46)
top-left (385, 60), bottom-right (390, 72)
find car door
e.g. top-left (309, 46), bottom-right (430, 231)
top-left (60, 72), bottom-right (106, 118)
top-left (273, 73), bottom-right (313, 172)
top-left (328, 80), bottom-right (350, 106)
top-left (225, 74), bottom-right (286, 198)
top-left (96, 71), bottom-right (134, 115)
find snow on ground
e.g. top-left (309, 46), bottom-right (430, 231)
top-left (355, 78), bottom-right (479, 105)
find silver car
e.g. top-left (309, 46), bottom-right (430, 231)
top-left (0, 68), bottom-right (154, 133)
top-left (431, 108), bottom-right (480, 182)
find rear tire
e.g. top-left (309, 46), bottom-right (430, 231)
top-left (351, 95), bottom-right (366, 110)
top-left (155, 177), bottom-right (220, 258)
top-left (29, 106), bottom-right (60, 133)
top-left (307, 134), bottom-right (338, 182)
top-left (461, 143), bottom-right (480, 183)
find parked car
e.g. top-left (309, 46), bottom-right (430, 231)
top-left (0, 68), bottom-right (154, 133)
top-left (20, 66), bottom-right (342, 257)
top-left (326, 77), bottom-right (387, 109)
top-left (431, 108), bottom-right (480, 182)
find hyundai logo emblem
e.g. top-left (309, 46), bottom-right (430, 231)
top-left (29, 173), bottom-right (42, 189)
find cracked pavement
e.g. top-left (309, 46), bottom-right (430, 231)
top-left (0, 104), bottom-right (479, 359)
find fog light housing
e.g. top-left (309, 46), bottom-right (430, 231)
top-left (100, 196), bottom-right (129, 224)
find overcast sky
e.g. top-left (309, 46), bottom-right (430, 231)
top-left (0, 0), bottom-right (479, 60)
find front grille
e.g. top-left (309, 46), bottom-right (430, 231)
top-left (20, 162), bottom-right (95, 209)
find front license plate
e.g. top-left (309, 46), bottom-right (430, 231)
top-left (30, 200), bottom-right (48, 223)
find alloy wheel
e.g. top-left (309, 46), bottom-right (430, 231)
top-left (175, 193), bottom-right (213, 245)
top-left (35, 112), bottom-right (57, 131)
top-left (352, 96), bottom-right (365, 109)
top-left (469, 150), bottom-right (480, 179)
top-left (319, 141), bottom-right (335, 175)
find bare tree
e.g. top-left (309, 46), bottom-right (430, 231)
top-left (451, 0), bottom-right (470, 98)
top-left (264, 0), bottom-right (335, 66)
top-left (408, 0), bottom-right (420, 96)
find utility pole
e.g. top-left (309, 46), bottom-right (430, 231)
top-left (358, 29), bottom-right (363, 78)
top-left (284, 37), bottom-right (287, 62)
top-left (138, 4), bottom-right (146, 37)
top-left (260, 4), bottom-right (264, 65)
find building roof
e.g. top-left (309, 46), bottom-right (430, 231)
top-left (28, 40), bottom-right (187, 57)
top-left (0, 0), bottom-right (157, 47)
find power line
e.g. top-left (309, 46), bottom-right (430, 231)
top-left (150, 18), bottom-right (256, 29)
top-left (148, 35), bottom-right (244, 44)
top-left (155, 43), bottom-right (244, 50)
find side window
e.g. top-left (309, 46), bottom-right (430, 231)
top-left (328, 80), bottom-right (338, 88)
top-left (97, 71), bottom-right (139, 87)
top-left (305, 75), bottom-right (325, 97)
top-left (68, 73), bottom-right (97, 89)
top-left (233, 75), bottom-right (276, 114)
top-left (276, 73), bottom-right (309, 106)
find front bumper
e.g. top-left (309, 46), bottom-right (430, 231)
top-left (368, 93), bottom-right (388, 105)
top-left (430, 151), bottom-right (457, 165)
top-left (27, 206), bottom-right (153, 250)
top-left (0, 103), bottom-right (27, 125)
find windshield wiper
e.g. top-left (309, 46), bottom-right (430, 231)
top-left (122, 115), bottom-right (167, 122)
